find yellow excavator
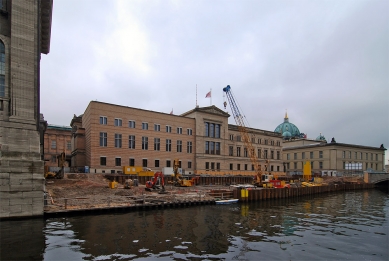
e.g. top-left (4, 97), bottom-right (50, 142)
top-left (172, 159), bottom-right (199, 187)
top-left (45, 152), bottom-right (66, 179)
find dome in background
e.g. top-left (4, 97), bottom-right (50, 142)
top-left (316, 133), bottom-right (327, 142)
top-left (274, 112), bottom-right (302, 140)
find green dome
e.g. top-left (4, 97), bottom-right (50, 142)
top-left (316, 133), bottom-right (326, 142)
top-left (274, 112), bottom-right (301, 140)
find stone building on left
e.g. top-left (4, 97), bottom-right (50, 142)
top-left (0, 0), bottom-right (53, 218)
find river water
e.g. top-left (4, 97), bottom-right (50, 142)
top-left (1, 189), bottom-right (388, 261)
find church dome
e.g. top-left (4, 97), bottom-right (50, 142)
top-left (274, 112), bottom-right (301, 140)
top-left (316, 133), bottom-right (326, 142)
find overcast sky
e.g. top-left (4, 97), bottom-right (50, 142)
top-left (40, 0), bottom-right (389, 163)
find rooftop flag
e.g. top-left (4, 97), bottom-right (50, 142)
top-left (205, 91), bottom-right (211, 98)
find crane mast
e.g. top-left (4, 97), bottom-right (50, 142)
top-left (223, 85), bottom-right (262, 182)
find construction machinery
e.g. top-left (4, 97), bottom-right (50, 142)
top-left (145, 171), bottom-right (166, 192)
top-left (223, 85), bottom-right (270, 187)
top-left (172, 159), bottom-right (199, 187)
top-left (45, 152), bottom-right (66, 179)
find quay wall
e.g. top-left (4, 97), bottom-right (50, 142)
top-left (234, 183), bottom-right (375, 202)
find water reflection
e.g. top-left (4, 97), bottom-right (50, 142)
top-left (1, 189), bottom-right (388, 260)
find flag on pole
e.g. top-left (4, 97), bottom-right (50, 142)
top-left (205, 91), bottom-right (211, 98)
top-left (170, 109), bottom-right (173, 115)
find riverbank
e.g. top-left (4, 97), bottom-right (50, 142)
top-left (43, 174), bottom-right (371, 217)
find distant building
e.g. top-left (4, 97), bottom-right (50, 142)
top-left (43, 124), bottom-right (72, 168)
top-left (282, 137), bottom-right (386, 176)
top-left (0, 0), bottom-right (53, 218)
top-left (71, 101), bottom-right (285, 175)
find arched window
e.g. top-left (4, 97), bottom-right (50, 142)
top-left (0, 40), bottom-right (4, 97)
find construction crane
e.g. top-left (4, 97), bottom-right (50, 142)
top-left (223, 85), bottom-right (264, 186)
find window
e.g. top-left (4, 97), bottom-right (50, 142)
top-left (319, 162), bottom-right (323, 169)
top-left (188, 161), bottom-right (192, 169)
top-left (0, 41), bottom-right (5, 97)
top-left (129, 158), bottom-right (135, 166)
top-left (271, 165), bottom-right (274, 171)
top-left (128, 120), bottom-right (135, 128)
top-left (237, 164), bottom-right (241, 170)
top-left (154, 138), bottom-right (160, 151)
top-left (265, 140), bottom-right (268, 145)
top-left (187, 141), bottom-right (192, 153)
top-left (100, 157), bottom-right (106, 166)
top-left (114, 118), bottom-right (122, 126)
top-left (166, 139), bottom-right (171, 151)
top-left (210, 142), bottom-right (214, 154)
top-left (114, 134), bottom-right (122, 148)
top-left (211, 162), bottom-right (215, 170)
top-left (264, 150), bottom-right (268, 159)
top-left (244, 148), bottom-right (248, 157)
top-left (375, 154), bottom-right (378, 161)
top-left (287, 153), bottom-right (290, 160)
top-left (277, 151), bottom-right (280, 160)
top-left (177, 127), bottom-right (182, 134)
top-left (205, 162), bottom-right (209, 169)
top-left (302, 152), bottom-right (305, 159)
top-left (51, 140), bottom-right (56, 149)
top-left (166, 160), bottom-right (171, 167)
top-left (205, 141), bottom-right (209, 154)
top-left (177, 140), bottom-right (182, 152)
top-left (259, 138), bottom-right (262, 144)
top-left (215, 124), bottom-right (220, 138)
top-left (217, 163), bottom-right (220, 170)
top-left (311, 161), bottom-right (314, 168)
top-left (230, 163), bottom-right (233, 170)
top-left (244, 164), bottom-right (248, 171)
top-left (154, 124), bottom-right (160, 131)
top-left (319, 151), bottom-right (323, 158)
top-left (360, 152), bottom-right (363, 160)
top-left (67, 141), bottom-right (71, 150)
top-left (129, 135), bottom-right (135, 149)
top-left (294, 162), bottom-right (297, 169)
top-left (187, 128), bottom-right (193, 135)
top-left (142, 122), bottom-right (148, 130)
top-left (237, 136), bottom-right (241, 142)
top-left (215, 142), bottom-right (220, 155)
top-left (342, 151), bottom-right (345, 158)
top-left (142, 137), bottom-right (148, 150)
top-left (205, 123), bottom-right (209, 137)
top-left (51, 155), bottom-right (56, 163)
top-left (100, 116), bottom-right (107, 125)
top-left (237, 147), bottom-right (241, 157)
top-left (366, 153), bottom-right (368, 160)
top-left (294, 153), bottom-right (297, 160)
top-left (371, 153), bottom-right (373, 160)
top-left (229, 146), bottom-right (233, 156)
top-left (310, 152), bottom-right (313, 159)
top-left (142, 159), bottom-right (148, 167)
top-left (166, 125), bottom-right (172, 133)
top-left (155, 160), bottom-right (160, 168)
top-left (271, 151), bottom-right (274, 159)
top-left (348, 151), bottom-right (351, 159)
top-left (230, 134), bottom-right (234, 140)
top-left (258, 149), bottom-right (262, 158)
top-left (115, 157), bottom-right (121, 166)
top-left (100, 132), bottom-right (107, 147)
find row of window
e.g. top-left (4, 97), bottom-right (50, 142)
top-left (51, 140), bottom-right (71, 150)
top-left (288, 151), bottom-right (381, 161)
top-left (342, 151), bottom-right (380, 161)
top-left (205, 122), bottom-right (221, 138)
top-left (286, 161), bottom-right (379, 170)
top-left (287, 151), bottom-right (322, 160)
top-left (228, 146), bottom-right (281, 159)
top-left (0, 41), bottom-right (5, 98)
top-left (100, 157), bottom-right (192, 169)
top-left (100, 116), bottom-right (193, 135)
top-left (229, 134), bottom-right (281, 146)
top-left (100, 133), bottom-right (193, 153)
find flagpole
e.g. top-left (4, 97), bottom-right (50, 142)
top-left (196, 84), bottom-right (198, 107)
top-left (210, 88), bottom-right (212, 106)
